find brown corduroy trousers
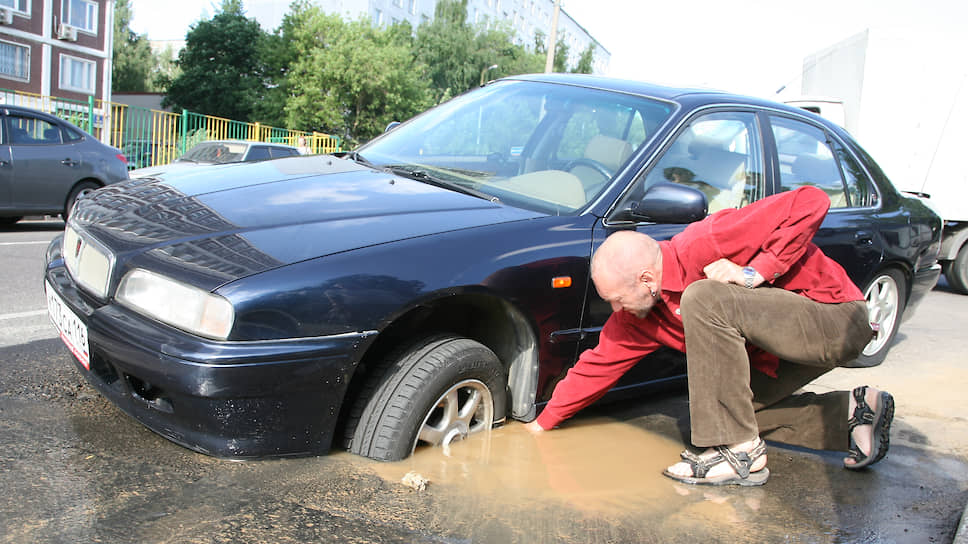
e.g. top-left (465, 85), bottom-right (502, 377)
top-left (680, 279), bottom-right (872, 450)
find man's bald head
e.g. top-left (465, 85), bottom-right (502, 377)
top-left (591, 231), bottom-right (664, 318)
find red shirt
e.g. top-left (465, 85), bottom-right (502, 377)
top-left (535, 186), bottom-right (864, 430)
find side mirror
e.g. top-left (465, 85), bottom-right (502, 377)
top-left (611, 182), bottom-right (708, 224)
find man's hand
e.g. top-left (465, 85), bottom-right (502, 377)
top-left (524, 420), bottom-right (547, 434)
top-left (703, 258), bottom-right (764, 288)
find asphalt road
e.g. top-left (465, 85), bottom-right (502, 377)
top-left (2, 218), bottom-right (967, 543)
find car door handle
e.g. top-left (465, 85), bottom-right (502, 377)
top-left (61, 158), bottom-right (79, 167)
top-left (0, 160), bottom-right (8, 167)
top-left (855, 231), bottom-right (873, 246)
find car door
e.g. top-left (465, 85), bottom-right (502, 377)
top-left (5, 112), bottom-right (88, 213)
top-left (577, 109), bottom-right (769, 389)
top-left (0, 115), bottom-right (11, 210)
top-left (765, 114), bottom-right (883, 288)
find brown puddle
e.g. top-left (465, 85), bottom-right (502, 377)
top-left (370, 417), bottom-right (757, 517)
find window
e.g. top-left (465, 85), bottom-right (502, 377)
top-left (833, 139), bottom-right (879, 208)
top-left (392, 0), bottom-right (403, 7)
top-left (0, 0), bottom-right (28, 14)
top-left (59, 55), bottom-right (96, 94)
top-left (408, 0), bottom-right (416, 15)
top-left (771, 116), bottom-right (849, 208)
top-left (0, 40), bottom-right (29, 82)
top-left (373, 9), bottom-right (383, 25)
top-left (270, 147), bottom-right (298, 159)
top-left (7, 115), bottom-right (62, 145)
top-left (627, 111), bottom-right (765, 215)
top-left (62, 0), bottom-right (97, 33)
top-left (245, 146), bottom-right (271, 161)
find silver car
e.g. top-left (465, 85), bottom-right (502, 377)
top-left (0, 105), bottom-right (129, 226)
top-left (127, 140), bottom-right (302, 179)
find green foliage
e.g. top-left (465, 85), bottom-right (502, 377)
top-left (119, 0), bottom-right (599, 143)
top-left (571, 44), bottom-right (596, 75)
top-left (283, 7), bottom-right (433, 145)
top-left (112, 0), bottom-right (158, 92)
top-left (414, 0), bottom-right (543, 104)
top-left (162, 0), bottom-right (266, 120)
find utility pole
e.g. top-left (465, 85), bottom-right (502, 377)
top-left (544, 0), bottom-right (561, 73)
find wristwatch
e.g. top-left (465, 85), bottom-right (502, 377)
top-left (742, 266), bottom-right (757, 289)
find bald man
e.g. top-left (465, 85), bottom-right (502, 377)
top-left (525, 186), bottom-right (894, 486)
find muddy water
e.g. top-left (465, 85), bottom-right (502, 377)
top-left (375, 418), bottom-right (687, 514)
top-left (366, 417), bottom-right (791, 542)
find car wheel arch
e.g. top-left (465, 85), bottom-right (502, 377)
top-left (63, 178), bottom-right (104, 219)
top-left (335, 290), bottom-right (540, 448)
top-left (850, 264), bottom-right (910, 367)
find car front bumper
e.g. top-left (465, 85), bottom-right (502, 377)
top-left (45, 240), bottom-right (375, 459)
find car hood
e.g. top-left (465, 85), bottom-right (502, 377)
top-left (128, 160), bottom-right (224, 178)
top-left (71, 155), bottom-right (541, 289)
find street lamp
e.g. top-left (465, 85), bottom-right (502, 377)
top-left (480, 64), bottom-right (499, 86)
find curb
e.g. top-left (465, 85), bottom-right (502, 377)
top-left (955, 500), bottom-right (968, 544)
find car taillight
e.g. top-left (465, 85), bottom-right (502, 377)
top-left (116, 153), bottom-right (128, 165)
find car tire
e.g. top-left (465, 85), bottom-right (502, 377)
top-left (347, 335), bottom-right (507, 462)
top-left (942, 243), bottom-right (968, 295)
top-left (849, 268), bottom-right (907, 368)
top-left (63, 181), bottom-right (100, 221)
top-left (0, 216), bottom-right (22, 227)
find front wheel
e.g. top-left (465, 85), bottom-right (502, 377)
top-left (850, 268), bottom-right (907, 367)
top-left (347, 335), bottom-right (507, 461)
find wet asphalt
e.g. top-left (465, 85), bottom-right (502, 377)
top-left (2, 219), bottom-right (966, 543)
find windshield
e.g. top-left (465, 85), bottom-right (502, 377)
top-left (359, 80), bottom-right (674, 215)
top-left (179, 141), bottom-right (248, 164)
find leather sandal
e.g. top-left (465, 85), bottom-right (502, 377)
top-left (845, 385), bottom-right (894, 470)
top-left (663, 438), bottom-right (770, 486)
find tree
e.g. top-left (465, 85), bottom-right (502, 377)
top-left (112, 0), bottom-right (157, 92)
top-left (414, 0), bottom-right (543, 104)
top-left (163, 0), bottom-right (266, 120)
top-left (284, 7), bottom-right (432, 144)
top-left (571, 44), bottom-right (596, 75)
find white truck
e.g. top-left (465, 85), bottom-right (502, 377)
top-left (780, 27), bottom-right (968, 293)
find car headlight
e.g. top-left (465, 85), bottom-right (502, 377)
top-left (117, 269), bottom-right (234, 340)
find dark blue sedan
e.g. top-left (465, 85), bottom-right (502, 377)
top-left (44, 74), bottom-right (942, 461)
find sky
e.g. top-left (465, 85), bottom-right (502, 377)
top-left (129, 0), bottom-right (967, 99)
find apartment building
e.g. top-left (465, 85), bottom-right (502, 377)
top-left (0, 0), bottom-right (114, 103)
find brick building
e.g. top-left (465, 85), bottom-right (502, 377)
top-left (0, 0), bottom-right (114, 104)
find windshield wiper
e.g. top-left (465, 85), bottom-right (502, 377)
top-left (336, 150), bottom-right (377, 169)
top-left (384, 165), bottom-right (499, 203)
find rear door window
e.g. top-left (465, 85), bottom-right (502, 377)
top-left (7, 114), bottom-right (63, 145)
top-left (770, 116), bottom-right (851, 208)
top-left (245, 146), bottom-right (271, 161)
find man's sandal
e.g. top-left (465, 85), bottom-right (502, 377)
top-left (845, 385), bottom-right (894, 470)
top-left (662, 438), bottom-right (770, 486)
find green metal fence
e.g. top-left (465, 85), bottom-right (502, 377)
top-left (0, 89), bottom-right (341, 170)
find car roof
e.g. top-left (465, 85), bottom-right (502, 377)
top-left (1, 104), bottom-right (68, 120)
top-left (204, 139), bottom-right (297, 150)
top-left (501, 73), bottom-right (815, 118)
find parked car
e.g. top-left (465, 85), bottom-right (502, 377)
top-left (44, 74), bottom-right (942, 462)
top-left (0, 105), bottom-right (128, 225)
top-left (128, 139), bottom-right (301, 178)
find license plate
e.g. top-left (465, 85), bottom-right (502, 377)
top-left (46, 281), bottom-right (90, 370)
